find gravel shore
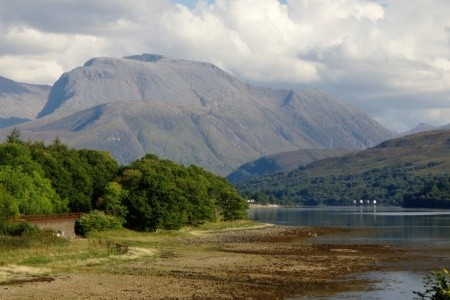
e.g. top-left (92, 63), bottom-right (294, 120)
top-left (0, 225), bottom-right (423, 299)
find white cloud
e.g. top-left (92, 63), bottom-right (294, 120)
top-left (0, 0), bottom-right (449, 130)
top-left (0, 55), bottom-right (64, 85)
top-left (375, 107), bottom-right (450, 133)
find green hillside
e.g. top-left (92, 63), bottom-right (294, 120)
top-left (235, 130), bottom-right (450, 207)
top-left (227, 149), bottom-right (355, 183)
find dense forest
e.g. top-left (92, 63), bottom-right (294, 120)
top-left (0, 129), bottom-right (248, 231)
top-left (236, 163), bottom-right (450, 208)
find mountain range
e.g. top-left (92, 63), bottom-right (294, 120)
top-left (1, 54), bottom-right (395, 175)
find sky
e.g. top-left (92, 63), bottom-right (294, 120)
top-left (0, 0), bottom-right (449, 132)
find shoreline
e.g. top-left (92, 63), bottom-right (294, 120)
top-left (0, 224), bottom-right (442, 299)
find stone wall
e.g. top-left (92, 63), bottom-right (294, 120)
top-left (31, 219), bottom-right (77, 238)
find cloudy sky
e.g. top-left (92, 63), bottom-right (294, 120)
top-left (0, 0), bottom-right (449, 132)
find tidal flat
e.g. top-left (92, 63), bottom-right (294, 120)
top-left (0, 222), bottom-right (441, 299)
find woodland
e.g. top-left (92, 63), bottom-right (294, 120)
top-left (0, 129), bottom-right (248, 232)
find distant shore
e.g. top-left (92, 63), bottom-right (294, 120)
top-left (0, 224), bottom-right (436, 299)
top-left (248, 203), bottom-right (280, 208)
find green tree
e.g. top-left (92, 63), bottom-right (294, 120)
top-left (6, 127), bottom-right (22, 144)
top-left (0, 186), bottom-right (20, 218)
top-left (102, 182), bottom-right (128, 218)
top-left (117, 154), bottom-right (247, 231)
top-left (0, 166), bottom-right (68, 215)
top-left (78, 150), bottom-right (119, 206)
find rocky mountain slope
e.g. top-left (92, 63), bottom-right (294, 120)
top-left (6, 54), bottom-right (394, 174)
top-left (0, 76), bottom-right (50, 128)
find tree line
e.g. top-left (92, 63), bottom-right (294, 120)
top-left (235, 162), bottom-right (450, 208)
top-left (0, 129), bottom-right (248, 231)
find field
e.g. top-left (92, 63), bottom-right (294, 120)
top-left (0, 221), bottom-right (438, 299)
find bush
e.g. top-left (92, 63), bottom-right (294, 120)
top-left (414, 269), bottom-right (450, 300)
top-left (75, 210), bottom-right (124, 237)
top-left (0, 220), bottom-right (40, 236)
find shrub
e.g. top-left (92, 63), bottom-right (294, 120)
top-left (75, 210), bottom-right (124, 237)
top-left (414, 269), bottom-right (450, 300)
top-left (0, 220), bottom-right (40, 236)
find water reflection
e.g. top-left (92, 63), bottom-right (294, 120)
top-left (249, 206), bottom-right (450, 247)
top-left (293, 271), bottom-right (425, 300)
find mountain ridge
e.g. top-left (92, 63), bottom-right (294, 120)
top-left (0, 76), bottom-right (50, 127)
top-left (5, 54), bottom-right (395, 174)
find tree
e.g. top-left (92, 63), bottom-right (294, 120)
top-left (0, 186), bottom-right (20, 218)
top-left (103, 182), bottom-right (128, 218)
top-left (78, 150), bottom-right (119, 206)
top-left (0, 166), bottom-right (68, 215)
top-left (6, 128), bottom-right (22, 144)
top-left (117, 155), bottom-right (247, 231)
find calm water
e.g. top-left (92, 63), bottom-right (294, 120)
top-left (249, 206), bottom-right (450, 247)
top-left (249, 206), bottom-right (450, 299)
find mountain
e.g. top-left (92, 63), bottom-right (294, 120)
top-left (304, 129), bottom-right (450, 177)
top-left (6, 54), bottom-right (394, 175)
top-left (399, 123), bottom-right (450, 137)
top-left (401, 123), bottom-right (438, 136)
top-left (0, 76), bottom-right (50, 128)
top-left (235, 129), bottom-right (450, 205)
top-left (227, 148), bottom-right (355, 183)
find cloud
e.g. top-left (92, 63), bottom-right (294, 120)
top-left (0, 0), bottom-right (449, 131)
top-left (0, 55), bottom-right (64, 85)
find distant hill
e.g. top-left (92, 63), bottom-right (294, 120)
top-left (399, 123), bottom-right (450, 137)
top-left (227, 148), bottom-right (355, 183)
top-left (235, 129), bottom-right (450, 206)
top-left (3, 54), bottom-right (394, 175)
top-left (400, 123), bottom-right (438, 136)
top-left (0, 76), bottom-right (50, 128)
top-left (304, 129), bottom-right (450, 177)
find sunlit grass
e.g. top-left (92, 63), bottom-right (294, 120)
top-left (0, 236), bottom-right (111, 267)
top-left (187, 220), bottom-right (262, 232)
top-left (0, 220), bottom-right (262, 270)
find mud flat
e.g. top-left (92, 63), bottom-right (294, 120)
top-left (0, 224), bottom-right (438, 299)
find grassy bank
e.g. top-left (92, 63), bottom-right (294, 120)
top-left (0, 221), bottom-right (259, 279)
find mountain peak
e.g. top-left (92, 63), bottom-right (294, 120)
top-left (123, 53), bottom-right (168, 62)
top-left (22, 54), bottom-right (394, 174)
top-left (401, 123), bottom-right (438, 136)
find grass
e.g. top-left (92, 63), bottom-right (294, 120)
top-left (185, 220), bottom-right (262, 231)
top-left (0, 220), bottom-right (261, 274)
